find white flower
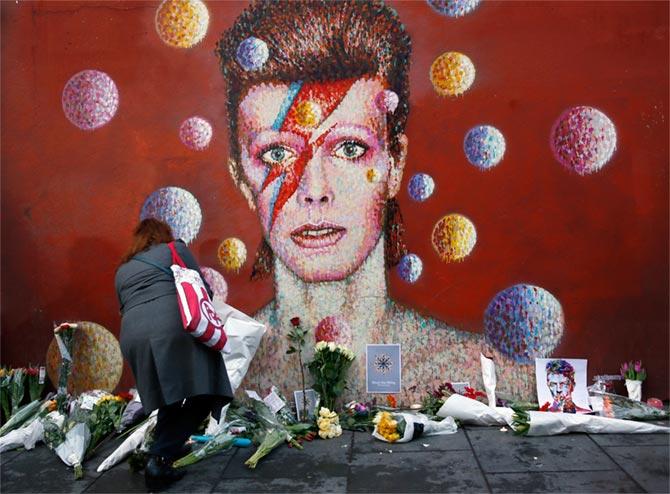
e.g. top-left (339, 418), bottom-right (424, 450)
top-left (315, 341), bottom-right (327, 351)
top-left (327, 342), bottom-right (336, 352)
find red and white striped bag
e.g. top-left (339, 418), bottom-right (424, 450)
top-left (167, 242), bottom-right (228, 351)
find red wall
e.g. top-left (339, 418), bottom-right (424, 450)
top-left (2, 1), bottom-right (668, 398)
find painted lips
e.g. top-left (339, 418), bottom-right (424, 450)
top-left (291, 222), bottom-right (346, 249)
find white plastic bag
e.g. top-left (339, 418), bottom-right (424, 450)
top-left (205, 301), bottom-right (266, 435)
top-left (0, 419), bottom-right (44, 453)
top-left (437, 394), bottom-right (514, 426)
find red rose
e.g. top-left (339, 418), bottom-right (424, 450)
top-left (290, 317), bottom-right (300, 327)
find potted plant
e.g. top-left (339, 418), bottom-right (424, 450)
top-left (620, 360), bottom-right (646, 401)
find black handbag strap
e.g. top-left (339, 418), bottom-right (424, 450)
top-left (132, 255), bottom-right (173, 277)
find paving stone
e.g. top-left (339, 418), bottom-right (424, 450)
top-left (0, 445), bottom-right (98, 493)
top-left (221, 431), bottom-right (351, 479)
top-left (85, 445), bottom-right (235, 493)
top-left (604, 445), bottom-right (670, 494)
top-left (0, 448), bottom-right (27, 467)
top-left (213, 476), bottom-right (347, 493)
top-left (486, 470), bottom-right (642, 493)
top-left (83, 461), bottom-right (146, 493)
top-left (466, 428), bottom-right (617, 473)
top-left (348, 450), bottom-right (489, 493)
top-left (352, 429), bottom-right (470, 455)
top-left (165, 450), bottom-right (235, 494)
top-left (589, 433), bottom-right (670, 447)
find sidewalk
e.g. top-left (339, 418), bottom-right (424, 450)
top-left (1, 425), bottom-right (669, 493)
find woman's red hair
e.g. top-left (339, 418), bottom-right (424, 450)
top-left (121, 218), bottom-right (174, 264)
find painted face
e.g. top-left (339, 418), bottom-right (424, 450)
top-left (238, 78), bottom-right (401, 282)
top-left (547, 373), bottom-right (573, 401)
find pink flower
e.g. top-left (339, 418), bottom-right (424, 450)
top-left (620, 362), bottom-right (629, 376)
top-left (634, 361), bottom-right (642, 373)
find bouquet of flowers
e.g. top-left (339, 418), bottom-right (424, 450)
top-left (0, 399), bottom-right (45, 437)
top-left (0, 368), bottom-right (12, 420)
top-left (372, 411), bottom-right (458, 443)
top-left (96, 411), bottom-right (157, 473)
top-left (86, 394), bottom-right (128, 458)
top-left (436, 393), bottom-right (514, 426)
top-left (26, 365), bottom-right (45, 402)
top-left (620, 361), bottom-right (646, 381)
top-left (43, 407), bottom-right (92, 479)
top-left (511, 406), bottom-right (670, 436)
top-left (339, 401), bottom-right (376, 432)
top-left (316, 407), bottom-right (342, 439)
top-left (244, 398), bottom-right (304, 469)
top-left (307, 342), bottom-right (354, 412)
top-left (10, 368), bottom-right (26, 416)
top-left (422, 382), bottom-right (487, 416)
top-left (53, 323), bottom-right (77, 413)
top-left (173, 430), bottom-right (236, 468)
top-left (591, 391), bottom-right (668, 421)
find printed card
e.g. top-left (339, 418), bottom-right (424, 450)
top-left (366, 344), bottom-right (401, 394)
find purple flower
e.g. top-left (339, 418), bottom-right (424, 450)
top-left (634, 361), bottom-right (642, 373)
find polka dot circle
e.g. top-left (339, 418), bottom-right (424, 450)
top-left (366, 168), bottom-right (381, 183)
top-left (294, 101), bottom-right (322, 128)
top-left (236, 36), bottom-right (269, 71)
top-left (550, 106), bottom-right (617, 175)
top-left (408, 173), bottom-right (435, 201)
top-left (430, 52), bottom-right (475, 97)
top-left (201, 266), bottom-right (228, 304)
top-left (398, 253), bottom-right (423, 283)
top-left (218, 238), bottom-right (247, 272)
top-left (432, 214), bottom-right (477, 262)
top-left (484, 284), bottom-right (564, 363)
top-left (155, 0), bottom-right (209, 48)
top-left (140, 187), bottom-right (202, 244)
top-left (427, 0), bottom-right (481, 17)
top-left (179, 116), bottom-right (212, 151)
top-left (315, 316), bottom-right (353, 347)
top-left (46, 321), bottom-right (123, 394)
top-left (375, 90), bottom-right (399, 114)
top-left (464, 125), bottom-right (506, 169)
top-left (62, 70), bottom-right (119, 130)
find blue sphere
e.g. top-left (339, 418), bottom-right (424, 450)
top-left (408, 173), bottom-right (435, 202)
top-left (398, 254), bottom-right (423, 283)
top-left (140, 187), bottom-right (202, 244)
top-left (427, 0), bottom-right (481, 18)
top-left (484, 284), bottom-right (564, 363)
top-left (464, 125), bottom-right (506, 170)
top-left (236, 37), bottom-right (269, 72)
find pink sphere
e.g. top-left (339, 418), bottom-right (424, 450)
top-left (179, 116), bottom-right (212, 151)
top-left (550, 106), bottom-right (617, 175)
top-left (315, 316), bottom-right (352, 347)
top-left (62, 70), bottom-right (119, 130)
top-left (201, 267), bottom-right (228, 304)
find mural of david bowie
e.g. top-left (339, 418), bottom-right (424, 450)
top-left (216, 0), bottom-right (558, 404)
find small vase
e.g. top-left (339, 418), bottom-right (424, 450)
top-left (625, 379), bottom-right (642, 401)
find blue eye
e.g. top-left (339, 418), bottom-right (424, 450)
top-left (333, 140), bottom-right (368, 160)
top-left (260, 146), bottom-right (295, 166)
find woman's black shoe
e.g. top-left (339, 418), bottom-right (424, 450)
top-left (144, 455), bottom-right (185, 492)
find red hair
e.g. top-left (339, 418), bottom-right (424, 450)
top-left (120, 218), bottom-right (174, 264)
